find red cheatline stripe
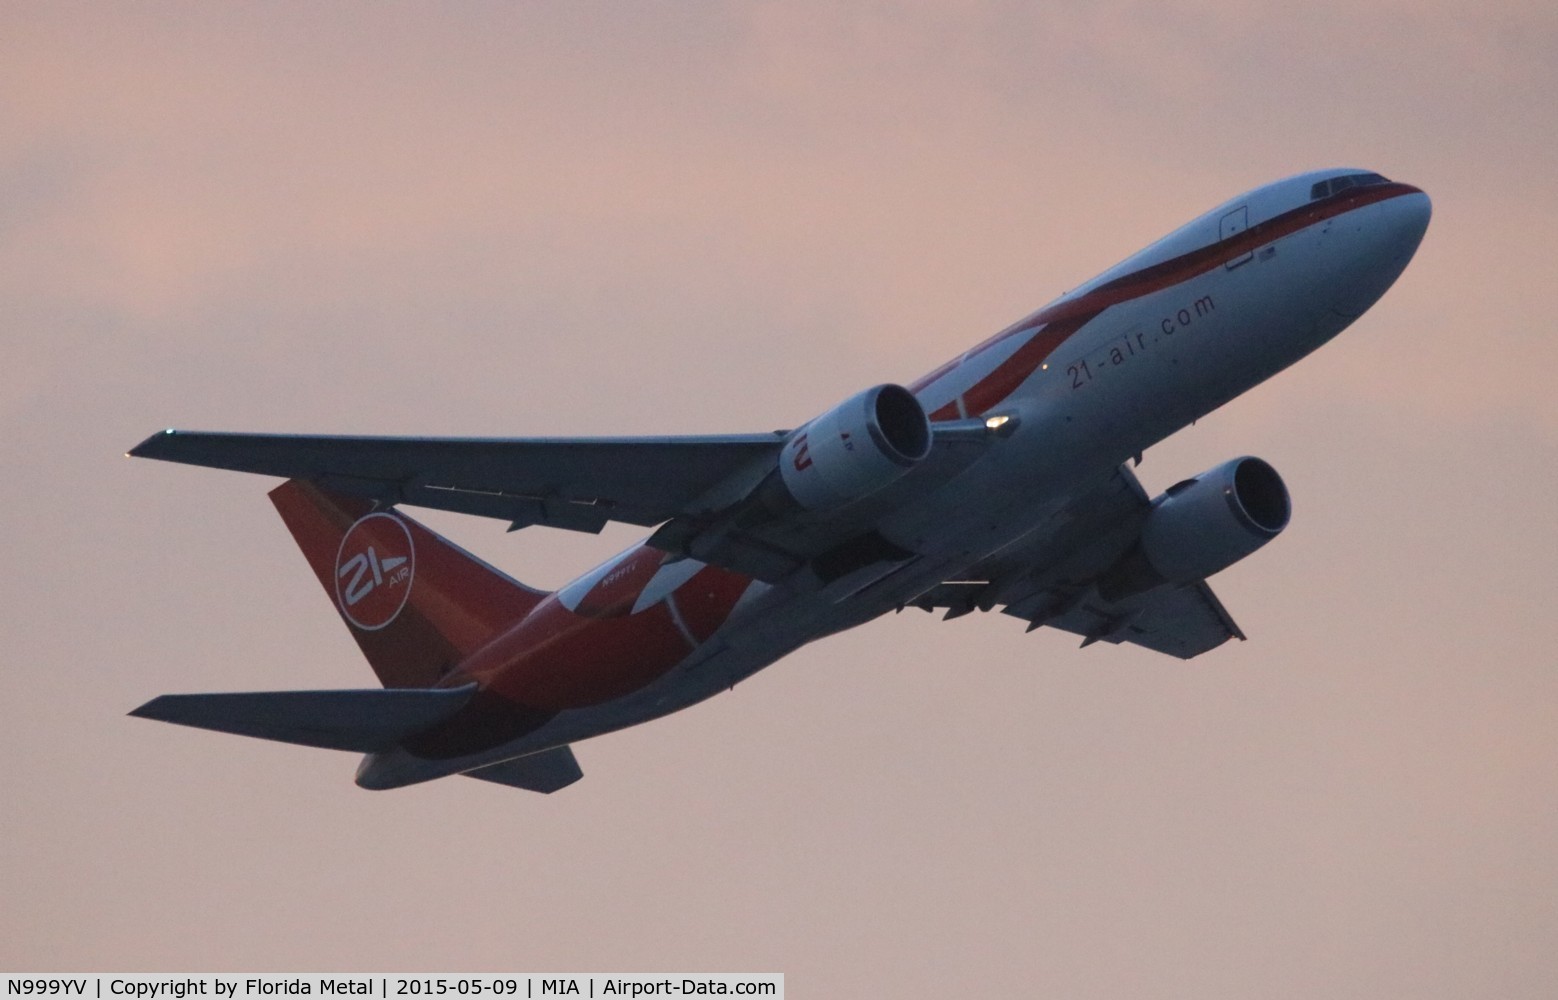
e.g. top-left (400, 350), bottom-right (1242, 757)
top-left (960, 314), bottom-right (1091, 416)
top-left (911, 182), bottom-right (1421, 410)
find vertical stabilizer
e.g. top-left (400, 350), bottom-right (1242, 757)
top-left (269, 480), bottom-right (549, 687)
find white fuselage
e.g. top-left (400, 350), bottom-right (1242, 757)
top-left (357, 169), bottom-right (1431, 788)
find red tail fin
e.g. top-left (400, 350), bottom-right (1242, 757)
top-left (269, 480), bottom-right (548, 688)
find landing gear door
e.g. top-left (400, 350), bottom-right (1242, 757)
top-left (1220, 206), bottom-right (1252, 270)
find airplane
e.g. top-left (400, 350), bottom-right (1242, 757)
top-left (128, 168), bottom-right (1431, 794)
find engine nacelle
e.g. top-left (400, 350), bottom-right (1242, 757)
top-left (1139, 456), bottom-right (1291, 583)
top-left (776, 384), bottom-right (932, 511)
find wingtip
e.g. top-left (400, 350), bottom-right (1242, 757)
top-left (127, 696), bottom-right (168, 720)
top-left (127, 428), bottom-right (180, 459)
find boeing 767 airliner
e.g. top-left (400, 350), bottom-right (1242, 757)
top-left (129, 169), bottom-right (1430, 793)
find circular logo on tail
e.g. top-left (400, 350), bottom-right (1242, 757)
top-left (334, 512), bottom-right (416, 631)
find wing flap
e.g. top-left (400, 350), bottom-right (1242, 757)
top-left (905, 463), bottom-right (1246, 660)
top-left (462, 746), bottom-right (583, 793)
top-left (909, 579), bottom-right (1243, 659)
top-left (129, 684), bottom-right (477, 752)
top-left (1009, 581), bottom-right (1243, 659)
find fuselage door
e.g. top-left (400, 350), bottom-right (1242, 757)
top-left (1220, 205), bottom-right (1252, 270)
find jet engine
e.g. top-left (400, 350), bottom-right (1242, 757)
top-left (1138, 456), bottom-right (1291, 584)
top-left (775, 383), bottom-right (932, 511)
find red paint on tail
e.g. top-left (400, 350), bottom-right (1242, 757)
top-left (269, 480), bottom-right (549, 688)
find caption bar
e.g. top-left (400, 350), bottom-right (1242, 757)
top-left (4, 977), bottom-right (781, 1000)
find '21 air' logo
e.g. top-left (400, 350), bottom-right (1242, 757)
top-left (333, 513), bottom-right (415, 631)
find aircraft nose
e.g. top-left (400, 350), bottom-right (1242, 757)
top-left (1394, 185), bottom-right (1432, 250)
top-left (1328, 183), bottom-right (1431, 319)
top-left (1367, 183), bottom-right (1431, 269)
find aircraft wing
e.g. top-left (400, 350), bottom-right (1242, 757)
top-left (129, 429), bottom-right (788, 532)
top-left (906, 464), bottom-right (1245, 659)
top-left (1013, 580), bottom-right (1242, 658)
top-left (130, 424), bottom-right (1000, 582)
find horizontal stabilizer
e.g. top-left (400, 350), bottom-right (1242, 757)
top-left (129, 684), bottom-right (477, 752)
top-left (463, 746), bottom-right (583, 793)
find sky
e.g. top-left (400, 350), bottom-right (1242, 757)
top-left (3, 1), bottom-right (1556, 995)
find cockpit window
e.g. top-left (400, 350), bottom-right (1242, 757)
top-left (1310, 172), bottom-right (1390, 200)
